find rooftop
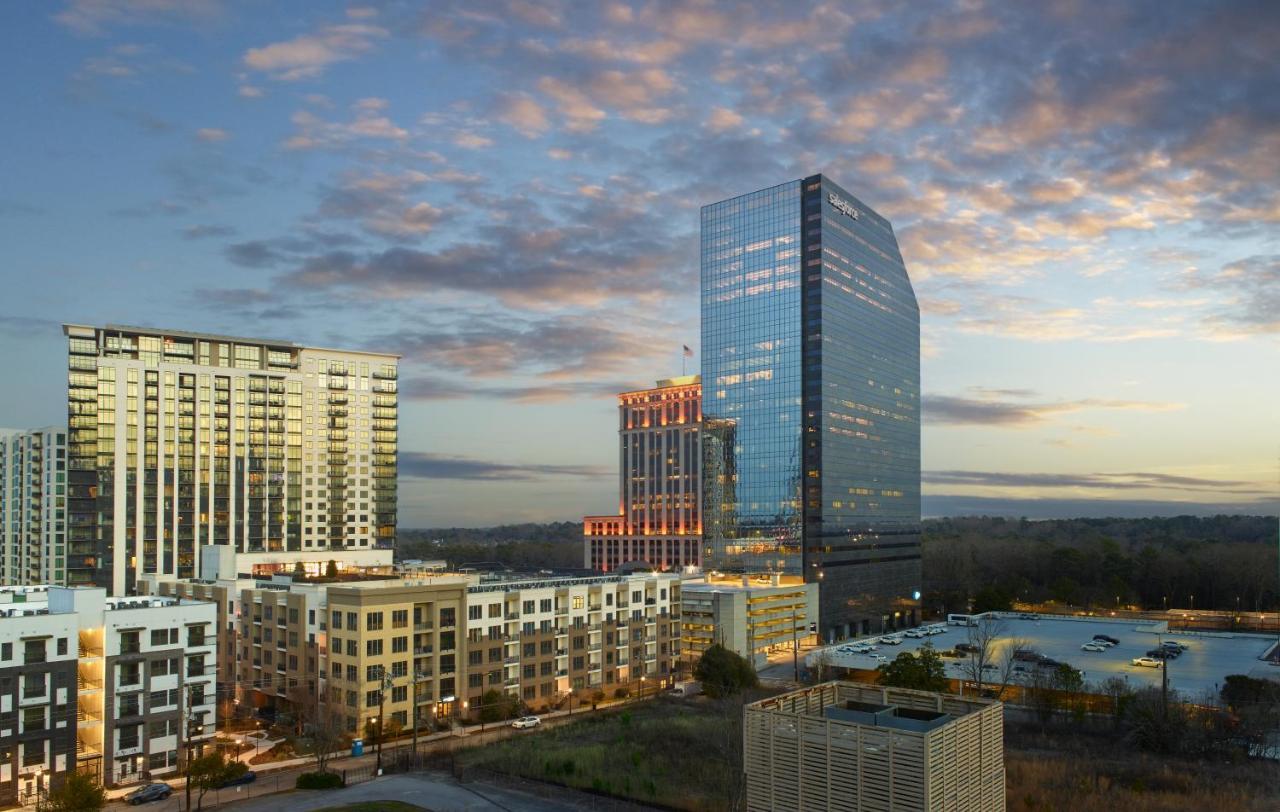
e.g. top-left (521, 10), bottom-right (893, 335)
top-left (748, 681), bottom-right (997, 736)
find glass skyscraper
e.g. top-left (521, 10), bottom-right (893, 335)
top-left (701, 175), bottom-right (920, 640)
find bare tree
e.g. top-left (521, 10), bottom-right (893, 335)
top-left (958, 616), bottom-right (1026, 697)
top-left (296, 692), bottom-right (349, 775)
top-left (807, 649), bottom-right (834, 685)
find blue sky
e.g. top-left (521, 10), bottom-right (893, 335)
top-left (1, 1), bottom-right (1277, 525)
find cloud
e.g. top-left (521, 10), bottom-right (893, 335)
top-left (243, 23), bottom-right (386, 81)
top-left (238, 84), bottom-right (264, 98)
top-left (376, 315), bottom-right (668, 380)
top-left (181, 224), bottom-right (236, 240)
top-left (399, 451), bottom-right (608, 481)
top-left (704, 106), bottom-right (743, 133)
top-left (924, 391), bottom-right (1183, 427)
top-left (923, 495), bottom-right (1276, 520)
top-left (283, 99), bottom-right (409, 150)
top-left (923, 470), bottom-right (1269, 495)
top-left (1183, 255), bottom-right (1280, 336)
top-left (195, 127), bottom-right (229, 142)
top-left (496, 93), bottom-right (550, 137)
top-left (55, 0), bottom-right (221, 36)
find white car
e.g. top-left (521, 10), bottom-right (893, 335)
top-left (1131, 657), bottom-right (1163, 668)
top-left (849, 644), bottom-right (873, 654)
top-left (926, 626), bottom-right (947, 635)
top-left (870, 653), bottom-right (888, 662)
top-left (511, 715), bottom-right (541, 729)
top-left (1080, 643), bottom-right (1107, 652)
top-left (903, 629), bottom-right (927, 639)
top-left (879, 636), bottom-right (903, 645)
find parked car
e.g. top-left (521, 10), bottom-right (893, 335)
top-left (511, 715), bottom-right (542, 729)
top-left (1146, 648), bottom-right (1178, 660)
top-left (125, 784), bottom-right (172, 805)
top-left (1161, 641), bottom-right (1188, 651)
top-left (1132, 656), bottom-right (1163, 668)
top-left (955, 642), bottom-right (980, 654)
top-left (879, 636), bottom-right (903, 645)
top-left (904, 629), bottom-right (928, 638)
top-left (1080, 643), bottom-right (1107, 652)
top-left (926, 625), bottom-right (947, 635)
top-left (217, 771), bottom-right (257, 789)
top-left (849, 644), bottom-right (873, 654)
top-left (1013, 649), bottom-right (1041, 662)
top-left (1093, 634), bottom-right (1120, 646)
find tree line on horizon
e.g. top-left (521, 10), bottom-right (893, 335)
top-left (397, 515), bottom-right (1279, 612)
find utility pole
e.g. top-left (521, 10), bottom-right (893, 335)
top-left (182, 681), bottom-right (203, 812)
top-left (374, 667), bottom-right (394, 776)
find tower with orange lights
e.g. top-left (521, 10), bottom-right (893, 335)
top-left (584, 375), bottom-right (703, 571)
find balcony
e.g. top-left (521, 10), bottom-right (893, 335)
top-left (415, 620), bottom-right (435, 631)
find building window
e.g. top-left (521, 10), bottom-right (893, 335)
top-left (366, 612), bottom-right (384, 631)
top-left (23, 640), bottom-right (46, 665)
top-left (572, 596), bottom-right (584, 610)
top-left (391, 686), bottom-right (407, 703)
top-left (467, 606), bottom-right (482, 620)
top-left (22, 742), bottom-right (44, 767)
top-left (366, 691), bottom-right (380, 708)
top-left (56, 638), bottom-right (68, 656)
top-left (366, 640), bottom-right (383, 657)
top-left (392, 636), bottom-right (407, 654)
top-left (392, 610), bottom-right (408, 628)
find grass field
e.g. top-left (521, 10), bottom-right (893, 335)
top-left (454, 695), bottom-right (756, 810)
top-left (1005, 729), bottom-right (1279, 812)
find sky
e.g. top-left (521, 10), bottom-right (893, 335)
top-left (0, 0), bottom-right (1277, 526)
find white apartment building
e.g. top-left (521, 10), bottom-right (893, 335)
top-left (0, 585), bottom-right (217, 798)
top-left (0, 427), bottom-right (68, 586)
top-left (63, 324), bottom-right (399, 595)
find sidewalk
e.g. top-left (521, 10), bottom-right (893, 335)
top-left (104, 694), bottom-right (658, 806)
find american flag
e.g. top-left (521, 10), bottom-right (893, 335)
top-left (682, 344), bottom-right (693, 357)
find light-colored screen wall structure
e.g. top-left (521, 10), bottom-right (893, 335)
top-left (744, 682), bottom-right (1004, 812)
top-left (64, 324), bottom-right (398, 595)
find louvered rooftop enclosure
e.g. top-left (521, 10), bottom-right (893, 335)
top-left (744, 682), bottom-right (1004, 812)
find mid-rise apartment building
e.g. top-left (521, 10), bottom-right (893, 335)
top-left (681, 573), bottom-right (817, 669)
top-left (0, 427), bottom-right (68, 586)
top-left (585, 376), bottom-right (702, 572)
top-left (744, 683), bottom-right (1004, 812)
top-left (0, 586), bottom-right (217, 801)
top-left (63, 323), bottom-right (399, 595)
top-left (323, 572), bottom-right (683, 737)
top-left (0, 592), bottom-right (77, 807)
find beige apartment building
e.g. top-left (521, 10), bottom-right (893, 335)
top-left (744, 682), bottom-right (1004, 812)
top-left (323, 572), bottom-right (683, 737)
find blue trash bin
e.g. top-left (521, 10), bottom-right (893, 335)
top-left (352, 738), bottom-right (364, 757)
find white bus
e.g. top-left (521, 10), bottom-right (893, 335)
top-left (947, 613), bottom-right (976, 627)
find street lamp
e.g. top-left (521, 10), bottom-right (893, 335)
top-left (374, 667), bottom-right (395, 776)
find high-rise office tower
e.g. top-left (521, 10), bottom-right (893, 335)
top-left (701, 174), bottom-right (921, 640)
top-left (0, 427), bottom-right (68, 585)
top-left (63, 324), bottom-right (398, 595)
top-left (584, 376), bottom-right (702, 571)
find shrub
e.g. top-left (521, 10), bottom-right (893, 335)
top-left (296, 771), bottom-right (344, 789)
top-left (614, 687), bottom-right (630, 699)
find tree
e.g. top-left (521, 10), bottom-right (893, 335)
top-left (958, 617), bottom-right (1023, 697)
top-left (1098, 676), bottom-right (1132, 730)
top-left (477, 688), bottom-right (521, 723)
top-left (292, 561), bottom-right (306, 580)
top-left (971, 585), bottom-right (1013, 614)
top-left (877, 644), bottom-right (948, 692)
top-left (325, 559), bottom-right (338, 579)
top-left (695, 644), bottom-right (759, 699)
top-left (807, 649), bottom-right (835, 685)
top-left (302, 700), bottom-right (349, 775)
top-left (187, 752), bottom-right (248, 810)
top-left (38, 772), bottom-right (105, 812)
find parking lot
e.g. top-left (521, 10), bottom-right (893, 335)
top-left (809, 613), bottom-right (1279, 702)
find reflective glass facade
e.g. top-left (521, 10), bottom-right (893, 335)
top-left (701, 176), bottom-right (920, 639)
